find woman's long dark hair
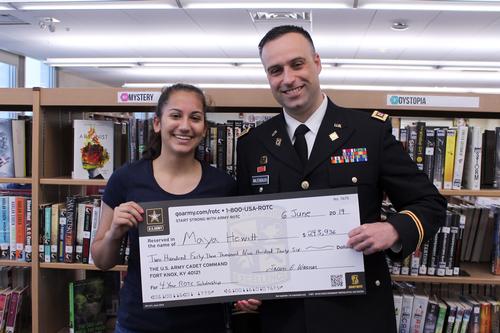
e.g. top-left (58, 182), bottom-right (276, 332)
top-left (142, 83), bottom-right (208, 160)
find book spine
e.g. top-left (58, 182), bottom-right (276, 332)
top-left (24, 198), bottom-right (32, 263)
top-left (452, 126), bottom-right (468, 189)
top-left (88, 199), bottom-right (101, 265)
top-left (427, 232), bottom-right (440, 276)
top-left (82, 204), bottom-right (93, 264)
top-left (443, 128), bottom-right (457, 190)
top-left (8, 197), bottom-right (16, 261)
top-left (44, 206), bottom-right (51, 263)
top-left (423, 128), bottom-right (436, 181)
top-left (38, 206), bottom-right (45, 263)
top-left (415, 122), bottom-right (426, 171)
top-left (75, 202), bottom-right (86, 263)
top-left (50, 204), bottom-right (60, 262)
top-left (64, 197), bottom-right (77, 263)
top-left (4, 290), bottom-right (18, 333)
top-left (69, 281), bottom-right (75, 333)
top-left (0, 197), bottom-right (9, 259)
top-left (437, 213), bottom-right (452, 277)
top-left (14, 197), bottom-right (25, 261)
top-left (57, 208), bottom-right (67, 263)
top-left (432, 128), bottom-right (447, 189)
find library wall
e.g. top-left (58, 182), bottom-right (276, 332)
top-left (57, 70), bottom-right (112, 88)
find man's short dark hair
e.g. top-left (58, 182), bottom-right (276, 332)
top-left (258, 25), bottom-right (316, 56)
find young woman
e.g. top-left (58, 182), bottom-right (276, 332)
top-left (91, 83), bottom-right (236, 333)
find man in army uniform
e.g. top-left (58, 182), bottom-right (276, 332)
top-left (235, 25), bottom-right (446, 333)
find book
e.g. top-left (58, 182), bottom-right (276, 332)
top-left (72, 119), bottom-right (114, 180)
top-left (88, 198), bottom-right (101, 265)
top-left (24, 198), bottom-right (32, 262)
top-left (452, 126), bottom-right (468, 190)
top-left (481, 130), bottom-right (496, 189)
top-left (470, 207), bottom-right (490, 262)
top-left (432, 128), bottom-right (447, 189)
top-left (0, 288), bottom-right (12, 331)
top-left (443, 128), bottom-right (457, 190)
top-left (409, 293), bottom-right (429, 333)
top-left (495, 127), bottom-right (500, 189)
top-left (415, 121), bottom-right (426, 171)
top-left (0, 197), bottom-right (9, 259)
top-left (492, 206), bottom-right (500, 275)
top-left (462, 126), bottom-right (482, 190)
top-left (5, 286), bottom-right (27, 333)
top-left (11, 119), bottom-right (26, 178)
top-left (394, 291), bottom-right (403, 332)
top-left (460, 295), bottom-right (481, 333)
top-left (434, 297), bottom-right (448, 333)
top-left (8, 197), bottom-right (15, 261)
top-left (423, 297), bottom-right (439, 333)
top-left (57, 207), bottom-right (67, 262)
top-left (423, 128), bottom-right (436, 181)
top-left (14, 196), bottom-right (25, 261)
top-left (50, 203), bottom-right (64, 262)
top-left (81, 203), bottom-right (93, 264)
top-left (69, 278), bottom-right (106, 333)
top-left (0, 120), bottom-right (14, 178)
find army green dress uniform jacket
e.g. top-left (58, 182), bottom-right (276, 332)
top-left (236, 98), bottom-right (447, 333)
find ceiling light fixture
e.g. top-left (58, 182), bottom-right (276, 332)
top-left (5, 0), bottom-right (178, 10)
top-left (250, 11), bottom-right (311, 22)
top-left (181, 0), bottom-right (353, 9)
top-left (358, 0), bottom-right (500, 12)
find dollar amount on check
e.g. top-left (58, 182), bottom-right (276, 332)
top-left (138, 188), bottom-right (366, 309)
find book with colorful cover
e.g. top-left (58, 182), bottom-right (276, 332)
top-left (0, 120), bottom-right (14, 178)
top-left (72, 120), bottom-right (114, 180)
top-left (443, 128), bottom-right (457, 190)
top-left (69, 278), bottom-right (106, 333)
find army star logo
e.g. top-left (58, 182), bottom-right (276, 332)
top-left (146, 208), bottom-right (163, 225)
top-left (145, 208), bottom-right (166, 233)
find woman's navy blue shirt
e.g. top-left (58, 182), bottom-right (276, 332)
top-left (103, 159), bottom-right (236, 332)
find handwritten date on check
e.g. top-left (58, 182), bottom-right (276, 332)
top-left (138, 188), bottom-right (366, 309)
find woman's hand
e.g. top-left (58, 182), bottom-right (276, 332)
top-left (234, 299), bottom-right (262, 313)
top-left (107, 201), bottom-right (144, 240)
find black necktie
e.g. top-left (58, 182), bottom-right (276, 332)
top-left (294, 124), bottom-right (310, 167)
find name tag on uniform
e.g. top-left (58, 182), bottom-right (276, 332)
top-left (252, 175), bottom-right (269, 186)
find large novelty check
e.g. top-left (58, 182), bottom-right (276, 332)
top-left (138, 188), bottom-right (366, 309)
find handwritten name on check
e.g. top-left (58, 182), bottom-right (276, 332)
top-left (138, 188), bottom-right (366, 309)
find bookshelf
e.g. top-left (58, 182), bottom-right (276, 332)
top-left (0, 87), bottom-right (499, 332)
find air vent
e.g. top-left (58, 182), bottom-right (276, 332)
top-left (250, 11), bottom-right (311, 23)
top-left (0, 14), bottom-right (30, 26)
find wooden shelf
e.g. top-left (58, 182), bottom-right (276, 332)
top-left (0, 88), bottom-right (33, 108)
top-left (40, 262), bottom-right (127, 272)
top-left (0, 260), bottom-right (32, 267)
top-left (0, 177), bottom-right (33, 184)
top-left (440, 189), bottom-right (500, 197)
top-left (391, 263), bottom-right (500, 285)
top-left (40, 177), bottom-right (107, 186)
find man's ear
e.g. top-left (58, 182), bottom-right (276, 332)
top-left (314, 53), bottom-right (322, 75)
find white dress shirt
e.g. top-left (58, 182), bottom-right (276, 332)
top-left (283, 94), bottom-right (328, 158)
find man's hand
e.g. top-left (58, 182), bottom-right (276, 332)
top-left (346, 222), bottom-right (399, 255)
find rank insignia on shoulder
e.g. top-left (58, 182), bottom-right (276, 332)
top-left (238, 127), bottom-right (252, 138)
top-left (371, 110), bottom-right (388, 122)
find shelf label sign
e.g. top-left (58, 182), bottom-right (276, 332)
top-left (118, 91), bottom-right (161, 104)
top-left (387, 95), bottom-right (479, 108)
